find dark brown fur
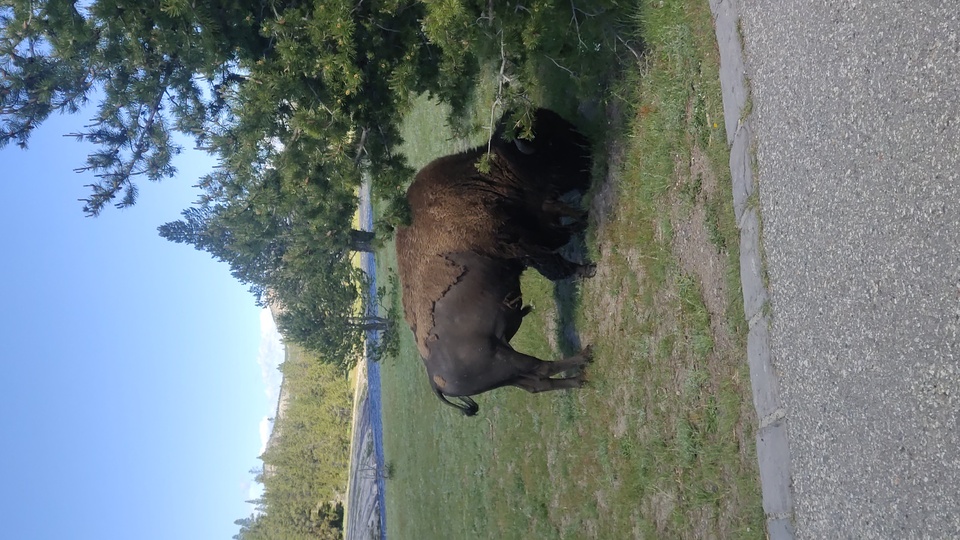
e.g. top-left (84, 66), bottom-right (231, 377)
top-left (396, 109), bottom-right (591, 357)
top-left (395, 109), bottom-right (593, 414)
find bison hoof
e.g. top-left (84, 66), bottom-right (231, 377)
top-left (577, 264), bottom-right (597, 279)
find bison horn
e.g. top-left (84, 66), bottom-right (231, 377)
top-left (514, 138), bottom-right (536, 155)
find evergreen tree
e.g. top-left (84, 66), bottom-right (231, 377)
top-left (0, 0), bottom-right (270, 215)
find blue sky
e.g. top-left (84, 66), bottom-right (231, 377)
top-left (1, 110), bottom-right (284, 539)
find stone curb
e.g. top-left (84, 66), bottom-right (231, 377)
top-left (706, 0), bottom-right (797, 537)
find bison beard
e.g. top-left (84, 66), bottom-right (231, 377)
top-left (395, 109), bottom-right (595, 416)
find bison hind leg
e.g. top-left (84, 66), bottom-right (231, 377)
top-left (540, 345), bottom-right (592, 375)
top-left (511, 346), bottom-right (593, 393)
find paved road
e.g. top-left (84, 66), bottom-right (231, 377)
top-left (714, 1), bottom-right (960, 537)
top-left (345, 181), bottom-right (387, 540)
top-left (345, 360), bottom-right (383, 540)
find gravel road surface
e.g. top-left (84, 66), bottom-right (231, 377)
top-left (713, 1), bottom-right (960, 537)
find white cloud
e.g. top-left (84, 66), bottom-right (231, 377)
top-left (258, 416), bottom-right (274, 455)
top-left (257, 308), bottom-right (285, 410)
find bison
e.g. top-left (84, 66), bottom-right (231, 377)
top-left (395, 108), bottom-right (594, 416)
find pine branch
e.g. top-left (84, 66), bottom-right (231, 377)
top-left (79, 62), bottom-right (175, 216)
top-left (545, 55), bottom-right (576, 76)
top-left (485, 30), bottom-right (509, 157)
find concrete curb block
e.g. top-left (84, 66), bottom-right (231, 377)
top-left (709, 0), bottom-right (749, 144)
top-left (747, 314), bottom-right (781, 421)
top-left (757, 420), bottom-right (794, 518)
top-left (706, 0), bottom-right (797, 538)
top-left (730, 119), bottom-right (755, 224)
top-left (739, 208), bottom-right (768, 322)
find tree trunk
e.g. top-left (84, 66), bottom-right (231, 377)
top-left (349, 316), bottom-right (390, 332)
top-left (348, 229), bottom-right (376, 252)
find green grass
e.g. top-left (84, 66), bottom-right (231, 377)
top-left (375, 0), bottom-right (764, 537)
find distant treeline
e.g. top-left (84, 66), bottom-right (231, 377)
top-left (234, 344), bottom-right (353, 540)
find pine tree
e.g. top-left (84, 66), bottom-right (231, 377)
top-left (0, 0), bottom-right (269, 215)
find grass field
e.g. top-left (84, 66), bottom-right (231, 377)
top-left (375, 0), bottom-right (764, 537)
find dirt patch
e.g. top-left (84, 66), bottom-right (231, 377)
top-left (590, 245), bottom-right (632, 340)
top-left (692, 506), bottom-right (721, 540)
top-left (611, 373), bottom-right (634, 438)
top-left (586, 125), bottom-right (753, 537)
top-left (669, 144), bottom-right (753, 539)
top-left (670, 145), bottom-right (733, 354)
top-left (644, 488), bottom-right (678, 534)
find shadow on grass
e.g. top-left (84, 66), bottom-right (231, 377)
top-left (550, 126), bottom-right (616, 359)
top-left (553, 234), bottom-right (591, 357)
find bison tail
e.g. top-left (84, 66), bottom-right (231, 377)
top-left (434, 388), bottom-right (480, 417)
